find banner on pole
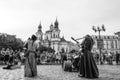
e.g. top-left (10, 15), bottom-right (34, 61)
top-left (97, 39), bottom-right (104, 49)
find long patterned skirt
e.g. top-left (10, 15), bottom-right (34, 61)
top-left (79, 51), bottom-right (99, 78)
top-left (24, 52), bottom-right (37, 77)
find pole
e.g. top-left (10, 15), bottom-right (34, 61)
top-left (92, 25), bottom-right (105, 65)
top-left (98, 30), bottom-right (102, 64)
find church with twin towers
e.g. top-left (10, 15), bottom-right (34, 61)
top-left (35, 18), bottom-right (78, 54)
top-left (35, 18), bottom-right (120, 54)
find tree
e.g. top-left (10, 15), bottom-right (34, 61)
top-left (0, 33), bottom-right (24, 50)
top-left (38, 45), bottom-right (55, 53)
top-left (47, 47), bottom-right (55, 53)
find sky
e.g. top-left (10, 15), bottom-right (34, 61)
top-left (0, 0), bottom-right (120, 42)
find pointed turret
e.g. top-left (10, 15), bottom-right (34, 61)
top-left (54, 18), bottom-right (59, 28)
top-left (38, 22), bottom-right (42, 30)
top-left (61, 36), bottom-right (66, 42)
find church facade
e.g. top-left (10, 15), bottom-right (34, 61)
top-left (35, 19), bottom-right (78, 54)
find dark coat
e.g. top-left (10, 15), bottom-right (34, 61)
top-left (79, 36), bottom-right (99, 78)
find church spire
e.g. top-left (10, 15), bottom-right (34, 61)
top-left (54, 17), bottom-right (59, 28)
top-left (38, 21), bottom-right (42, 29)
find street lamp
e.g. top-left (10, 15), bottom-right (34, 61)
top-left (92, 24), bottom-right (106, 64)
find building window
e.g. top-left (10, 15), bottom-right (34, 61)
top-left (115, 40), bottom-right (117, 48)
top-left (113, 36), bottom-right (115, 39)
top-left (111, 41), bottom-right (114, 49)
top-left (95, 36), bottom-right (97, 39)
top-left (104, 36), bottom-right (106, 39)
top-left (106, 41), bottom-right (109, 49)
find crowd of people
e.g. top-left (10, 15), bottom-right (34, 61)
top-left (1, 47), bottom-right (119, 66)
top-left (0, 48), bottom-right (24, 69)
top-left (37, 51), bottom-right (61, 64)
top-left (94, 51), bottom-right (120, 65)
top-left (0, 48), bottom-right (23, 65)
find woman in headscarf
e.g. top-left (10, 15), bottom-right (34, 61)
top-left (78, 35), bottom-right (99, 78)
top-left (24, 35), bottom-right (38, 77)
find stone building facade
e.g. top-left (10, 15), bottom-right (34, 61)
top-left (92, 33), bottom-right (120, 54)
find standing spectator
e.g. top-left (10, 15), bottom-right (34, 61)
top-left (9, 49), bottom-right (14, 65)
top-left (5, 48), bottom-right (10, 64)
top-left (0, 48), bottom-right (6, 63)
top-left (116, 51), bottom-right (119, 65)
top-left (100, 54), bottom-right (104, 64)
top-left (102, 54), bottom-right (106, 64)
top-left (96, 53), bottom-right (99, 64)
top-left (55, 53), bottom-right (61, 64)
top-left (107, 52), bottom-right (113, 65)
top-left (61, 52), bottom-right (67, 68)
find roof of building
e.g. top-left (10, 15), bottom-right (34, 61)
top-left (45, 30), bottom-right (52, 33)
top-left (60, 36), bottom-right (66, 42)
top-left (38, 22), bottom-right (42, 29)
top-left (91, 35), bottom-right (118, 39)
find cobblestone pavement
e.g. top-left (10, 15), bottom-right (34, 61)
top-left (0, 64), bottom-right (120, 80)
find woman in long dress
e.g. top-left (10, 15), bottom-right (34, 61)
top-left (78, 35), bottom-right (99, 78)
top-left (24, 35), bottom-right (38, 77)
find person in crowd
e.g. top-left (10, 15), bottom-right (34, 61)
top-left (4, 48), bottom-right (10, 64)
top-left (78, 34), bottom-right (99, 78)
top-left (61, 51), bottom-right (67, 68)
top-left (72, 52), bottom-right (80, 70)
top-left (103, 54), bottom-right (106, 64)
top-left (95, 52), bottom-right (99, 64)
top-left (116, 51), bottom-right (119, 65)
top-left (107, 52), bottom-right (113, 65)
top-left (100, 54), bottom-right (104, 64)
top-left (0, 48), bottom-right (6, 63)
top-left (55, 53), bottom-right (61, 64)
top-left (24, 35), bottom-right (38, 77)
top-left (9, 49), bottom-right (14, 65)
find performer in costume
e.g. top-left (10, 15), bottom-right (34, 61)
top-left (78, 35), bottom-right (99, 78)
top-left (24, 35), bottom-right (38, 77)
